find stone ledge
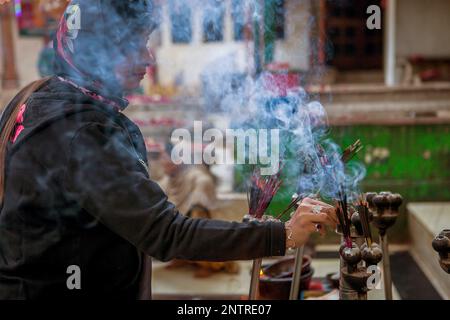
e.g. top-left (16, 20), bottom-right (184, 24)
top-left (408, 203), bottom-right (450, 299)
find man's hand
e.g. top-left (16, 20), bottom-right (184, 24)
top-left (284, 197), bottom-right (337, 249)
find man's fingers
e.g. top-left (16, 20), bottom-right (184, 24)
top-left (302, 212), bottom-right (336, 228)
top-left (303, 198), bottom-right (334, 209)
top-left (318, 225), bottom-right (326, 237)
top-left (301, 199), bottom-right (337, 222)
top-left (296, 203), bottom-right (339, 225)
top-left (305, 224), bottom-right (317, 234)
top-left (323, 208), bottom-right (339, 224)
top-left (317, 214), bottom-right (336, 229)
top-left (293, 203), bottom-right (314, 215)
top-left (305, 222), bottom-right (328, 236)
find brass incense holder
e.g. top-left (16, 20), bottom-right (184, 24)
top-left (338, 201), bottom-right (382, 300)
top-left (361, 243), bottom-right (383, 267)
top-left (340, 242), bottom-right (369, 299)
top-left (339, 241), bottom-right (383, 299)
top-left (366, 191), bottom-right (403, 300)
top-left (432, 229), bottom-right (450, 274)
top-left (259, 256), bottom-right (314, 300)
top-left (370, 192), bottom-right (403, 236)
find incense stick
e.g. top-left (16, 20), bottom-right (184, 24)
top-left (276, 194), bottom-right (302, 220)
top-left (336, 186), bottom-right (352, 247)
top-left (247, 169), bottom-right (282, 220)
top-left (341, 139), bottom-right (363, 163)
top-left (358, 197), bottom-right (373, 246)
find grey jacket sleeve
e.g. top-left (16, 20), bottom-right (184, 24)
top-left (66, 123), bottom-right (286, 262)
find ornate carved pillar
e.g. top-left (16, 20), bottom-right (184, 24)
top-left (384, 0), bottom-right (397, 86)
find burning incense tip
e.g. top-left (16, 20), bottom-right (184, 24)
top-left (342, 139), bottom-right (364, 163)
top-left (357, 196), bottom-right (373, 246)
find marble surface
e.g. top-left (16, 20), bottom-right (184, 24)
top-left (152, 260), bottom-right (253, 296)
top-left (408, 202), bottom-right (450, 299)
top-left (408, 202), bottom-right (450, 235)
top-left (152, 256), bottom-right (399, 300)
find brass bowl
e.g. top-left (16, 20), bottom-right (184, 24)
top-left (258, 256), bottom-right (314, 300)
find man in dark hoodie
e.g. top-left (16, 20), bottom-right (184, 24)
top-left (0, 0), bottom-right (337, 299)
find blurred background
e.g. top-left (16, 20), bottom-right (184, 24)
top-left (1, 0), bottom-right (449, 300)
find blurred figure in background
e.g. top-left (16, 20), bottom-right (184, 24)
top-left (148, 142), bottom-right (239, 277)
top-left (157, 143), bottom-right (216, 218)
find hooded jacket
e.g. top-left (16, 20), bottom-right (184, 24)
top-left (0, 77), bottom-right (286, 299)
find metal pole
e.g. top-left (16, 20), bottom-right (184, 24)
top-left (380, 233), bottom-right (393, 300)
top-left (249, 258), bottom-right (262, 300)
top-left (289, 245), bottom-right (304, 300)
top-left (384, 0), bottom-right (397, 86)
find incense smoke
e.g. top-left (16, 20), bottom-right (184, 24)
top-left (142, 0), bottom-right (367, 202)
top-left (208, 71), bottom-right (366, 201)
top-left (52, 0), bottom-right (366, 202)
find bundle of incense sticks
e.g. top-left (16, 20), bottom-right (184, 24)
top-left (341, 139), bottom-right (363, 163)
top-left (336, 189), bottom-right (352, 248)
top-left (335, 140), bottom-right (364, 247)
top-left (247, 169), bottom-right (282, 220)
top-left (357, 196), bottom-right (373, 246)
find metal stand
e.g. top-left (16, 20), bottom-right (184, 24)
top-left (340, 242), bottom-right (367, 300)
top-left (289, 246), bottom-right (304, 300)
top-left (339, 257), bottom-right (366, 300)
top-left (249, 258), bottom-right (263, 300)
top-left (245, 214), bottom-right (277, 300)
top-left (380, 233), bottom-right (393, 300)
top-left (432, 229), bottom-right (450, 274)
top-left (339, 236), bottom-right (366, 300)
top-left (339, 240), bottom-right (382, 300)
top-left (338, 205), bottom-right (383, 301)
top-left (340, 281), bottom-right (367, 300)
top-left (367, 192), bottom-right (403, 300)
